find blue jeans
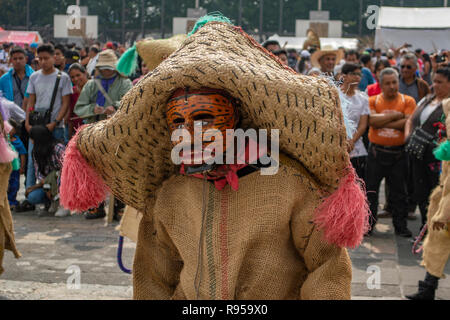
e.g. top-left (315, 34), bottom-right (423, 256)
top-left (7, 170), bottom-right (20, 206)
top-left (27, 187), bottom-right (46, 205)
top-left (25, 127), bottom-right (64, 204)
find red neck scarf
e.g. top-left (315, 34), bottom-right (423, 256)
top-left (180, 138), bottom-right (267, 191)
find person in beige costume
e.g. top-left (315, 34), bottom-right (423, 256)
top-left (407, 97), bottom-right (450, 300)
top-left (0, 110), bottom-right (21, 275)
top-left (60, 18), bottom-right (369, 300)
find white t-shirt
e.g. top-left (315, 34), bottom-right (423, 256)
top-left (342, 90), bottom-right (370, 158)
top-left (26, 69), bottom-right (73, 127)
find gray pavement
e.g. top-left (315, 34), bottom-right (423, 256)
top-left (0, 179), bottom-right (449, 300)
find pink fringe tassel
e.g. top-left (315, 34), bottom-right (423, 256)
top-left (60, 129), bottom-right (109, 211)
top-left (313, 165), bottom-right (370, 248)
top-left (0, 133), bottom-right (16, 163)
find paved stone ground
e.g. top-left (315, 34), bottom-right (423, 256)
top-left (0, 179), bottom-right (449, 300)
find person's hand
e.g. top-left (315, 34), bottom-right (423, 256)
top-left (94, 106), bottom-right (104, 115)
top-left (25, 186), bottom-right (34, 197)
top-left (347, 139), bottom-right (355, 153)
top-left (432, 221), bottom-right (446, 231)
top-left (46, 122), bottom-right (57, 132)
top-left (104, 106), bottom-right (116, 116)
top-left (383, 110), bottom-right (404, 120)
top-left (19, 166), bottom-right (25, 175)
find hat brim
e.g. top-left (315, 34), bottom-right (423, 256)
top-left (311, 49), bottom-right (344, 69)
top-left (75, 22), bottom-right (349, 212)
top-left (96, 65), bottom-right (116, 71)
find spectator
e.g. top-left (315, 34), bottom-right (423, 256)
top-left (399, 52), bottom-right (431, 218)
top-left (371, 48), bottom-right (382, 66)
top-left (421, 53), bottom-right (433, 86)
top-left (387, 49), bottom-right (396, 66)
top-left (298, 50), bottom-right (312, 75)
top-left (28, 42), bottom-right (38, 65)
top-left (80, 46), bottom-right (90, 67)
top-left (262, 40), bottom-right (281, 53)
top-left (75, 49), bottom-right (132, 125)
top-left (15, 44), bottom-right (72, 213)
top-left (286, 48), bottom-right (299, 71)
top-left (86, 46), bottom-right (100, 76)
top-left (66, 63), bottom-right (89, 140)
top-left (30, 58), bottom-right (40, 71)
top-left (399, 52), bottom-right (430, 103)
top-left (6, 119), bottom-right (26, 209)
top-left (272, 49), bottom-right (288, 66)
top-left (132, 62), bottom-right (149, 86)
top-left (340, 63), bottom-right (369, 184)
top-left (367, 59), bottom-right (391, 97)
top-left (64, 50), bottom-right (80, 67)
top-left (404, 67), bottom-right (450, 231)
top-left (345, 50), bottom-right (359, 64)
top-left (366, 67), bottom-right (416, 237)
top-left (415, 49), bottom-right (425, 74)
top-left (359, 54), bottom-right (376, 91)
top-left (0, 46), bottom-right (34, 111)
top-left (54, 44), bottom-right (68, 73)
top-left (25, 125), bottom-right (68, 217)
top-left (311, 45), bottom-right (344, 76)
top-left (0, 43), bottom-right (11, 72)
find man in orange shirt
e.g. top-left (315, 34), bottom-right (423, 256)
top-left (367, 68), bottom-right (417, 237)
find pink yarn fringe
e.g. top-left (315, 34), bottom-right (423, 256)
top-left (313, 165), bottom-right (370, 248)
top-left (0, 133), bottom-right (16, 163)
top-left (60, 129), bottom-right (109, 211)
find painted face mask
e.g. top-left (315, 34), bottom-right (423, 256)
top-left (166, 88), bottom-right (238, 167)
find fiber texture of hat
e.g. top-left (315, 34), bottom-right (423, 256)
top-left (116, 34), bottom-right (187, 76)
top-left (95, 49), bottom-right (118, 70)
top-left (311, 44), bottom-right (345, 68)
top-left (61, 20), bottom-right (369, 248)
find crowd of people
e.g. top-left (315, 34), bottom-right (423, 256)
top-left (264, 39), bottom-right (450, 240)
top-left (0, 40), bottom-right (140, 220)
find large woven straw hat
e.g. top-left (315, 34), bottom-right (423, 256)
top-left (311, 44), bottom-right (344, 68)
top-left (136, 34), bottom-right (187, 71)
top-left (69, 21), bottom-right (350, 213)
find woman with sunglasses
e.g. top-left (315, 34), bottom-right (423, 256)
top-left (340, 63), bottom-right (370, 185)
top-left (404, 67), bottom-right (450, 238)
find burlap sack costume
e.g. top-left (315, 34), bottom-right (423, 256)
top-left (421, 97), bottom-right (450, 278)
top-left (0, 112), bottom-right (21, 275)
top-left (61, 20), bottom-right (369, 299)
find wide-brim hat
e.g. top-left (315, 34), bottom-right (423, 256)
top-left (311, 45), bottom-right (344, 68)
top-left (61, 21), bottom-right (368, 248)
top-left (66, 21), bottom-right (350, 209)
top-left (95, 49), bottom-right (118, 70)
top-left (137, 34), bottom-right (187, 71)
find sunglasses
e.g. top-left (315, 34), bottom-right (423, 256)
top-left (400, 64), bottom-right (413, 69)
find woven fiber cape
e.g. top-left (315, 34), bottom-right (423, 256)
top-left (61, 21), bottom-right (369, 247)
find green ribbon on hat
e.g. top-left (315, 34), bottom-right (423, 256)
top-left (116, 43), bottom-right (138, 77)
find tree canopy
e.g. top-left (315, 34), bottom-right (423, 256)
top-left (0, 0), bottom-right (446, 41)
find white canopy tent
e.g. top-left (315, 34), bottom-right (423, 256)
top-left (266, 34), bottom-right (359, 51)
top-left (374, 6), bottom-right (450, 53)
